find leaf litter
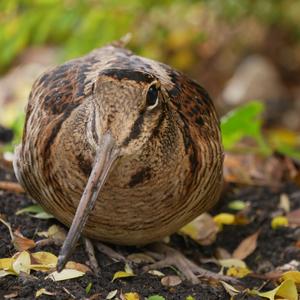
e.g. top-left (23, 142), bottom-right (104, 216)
top-left (1, 159), bottom-right (300, 298)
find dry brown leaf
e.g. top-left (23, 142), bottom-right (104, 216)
top-left (65, 261), bottom-right (91, 273)
top-left (13, 229), bottom-right (36, 251)
top-left (232, 230), bottom-right (260, 260)
top-left (3, 292), bottom-right (19, 299)
top-left (287, 209), bottom-right (300, 226)
top-left (161, 275), bottom-right (182, 287)
top-left (278, 193), bottom-right (290, 213)
top-left (215, 247), bottom-right (232, 260)
top-left (180, 213), bottom-right (218, 245)
top-left (0, 181), bottom-right (24, 193)
top-left (127, 253), bottom-right (155, 264)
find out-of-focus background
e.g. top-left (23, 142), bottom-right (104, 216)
top-left (0, 0), bottom-right (300, 160)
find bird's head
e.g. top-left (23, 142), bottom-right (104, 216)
top-left (57, 69), bottom-right (169, 270)
top-left (93, 69), bottom-right (165, 156)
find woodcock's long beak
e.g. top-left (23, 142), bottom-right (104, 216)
top-left (57, 132), bottom-right (119, 272)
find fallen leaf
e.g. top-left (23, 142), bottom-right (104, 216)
top-left (125, 263), bottom-right (134, 274)
top-left (0, 257), bottom-right (14, 270)
top-left (215, 247), bottom-right (231, 259)
top-left (220, 280), bottom-right (241, 297)
top-left (0, 270), bottom-right (16, 277)
top-left (106, 289), bottom-right (118, 299)
top-left (281, 271), bottom-right (300, 284)
top-left (12, 251), bottom-right (31, 274)
top-left (228, 200), bottom-right (246, 211)
top-left (13, 229), bottom-right (36, 251)
top-left (112, 271), bottom-right (135, 281)
top-left (252, 279), bottom-right (298, 300)
top-left (180, 213), bottom-right (218, 245)
top-left (37, 225), bottom-right (66, 244)
top-left (85, 282), bottom-right (92, 294)
top-left (122, 292), bottom-right (140, 300)
top-left (65, 261), bottom-right (91, 273)
top-left (226, 266), bottom-right (251, 278)
top-left (279, 193), bottom-right (290, 213)
top-left (185, 296), bottom-right (196, 300)
top-left (219, 258), bottom-right (247, 269)
top-left (213, 213), bottom-right (235, 229)
top-left (287, 209), bottom-right (300, 226)
top-left (47, 269), bottom-right (85, 281)
top-left (271, 216), bottom-right (288, 229)
top-left (30, 251), bottom-right (57, 271)
top-left (3, 292), bottom-right (19, 299)
top-left (161, 275), bottom-right (182, 287)
top-left (127, 253), bottom-right (155, 264)
top-left (147, 296), bottom-right (166, 300)
top-left (232, 230), bottom-right (260, 260)
top-left (148, 270), bottom-right (165, 277)
top-left (16, 204), bottom-right (46, 215)
top-left (35, 288), bottom-right (55, 298)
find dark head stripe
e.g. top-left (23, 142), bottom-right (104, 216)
top-left (100, 69), bottom-right (156, 83)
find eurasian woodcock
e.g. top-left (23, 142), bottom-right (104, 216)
top-left (14, 45), bottom-right (223, 272)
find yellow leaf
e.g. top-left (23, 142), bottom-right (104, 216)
top-left (30, 251), bottom-right (57, 272)
top-left (281, 271), bottom-right (300, 284)
top-left (226, 266), bottom-right (251, 278)
top-left (0, 270), bottom-right (16, 277)
top-left (31, 252), bottom-right (58, 265)
top-left (219, 258), bottom-right (247, 269)
top-left (35, 288), bottom-right (55, 298)
top-left (12, 251), bottom-right (31, 274)
top-left (47, 269), bottom-right (85, 281)
top-left (0, 258), bottom-right (14, 270)
top-left (213, 213), bottom-right (235, 226)
top-left (254, 279), bottom-right (298, 300)
top-left (124, 292), bottom-right (140, 300)
top-left (271, 216), bottom-right (288, 229)
top-left (112, 271), bottom-right (135, 282)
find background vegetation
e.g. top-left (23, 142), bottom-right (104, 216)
top-left (0, 0), bottom-right (300, 158)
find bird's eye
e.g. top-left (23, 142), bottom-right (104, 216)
top-left (146, 84), bottom-right (159, 109)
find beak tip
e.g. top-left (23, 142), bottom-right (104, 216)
top-left (57, 254), bottom-right (67, 272)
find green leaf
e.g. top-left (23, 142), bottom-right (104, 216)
top-left (16, 204), bottom-right (54, 219)
top-left (221, 101), bottom-right (271, 155)
top-left (147, 296), bottom-right (166, 300)
top-left (85, 282), bottom-right (92, 294)
top-left (16, 204), bottom-right (45, 215)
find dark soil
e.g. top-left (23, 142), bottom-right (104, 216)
top-left (0, 162), bottom-right (300, 300)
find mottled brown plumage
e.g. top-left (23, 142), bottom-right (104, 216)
top-left (14, 45), bottom-right (223, 271)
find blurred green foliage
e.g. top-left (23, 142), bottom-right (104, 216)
top-left (221, 101), bottom-right (271, 155)
top-left (2, 0), bottom-right (300, 73)
top-left (221, 101), bottom-right (300, 159)
top-left (0, 0), bottom-right (205, 72)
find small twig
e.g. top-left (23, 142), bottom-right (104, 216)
top-left (96, 242), bottom-right (126, 262)
top-left (0, 181), bottom-right (24, 193)
top-left (0, 217), bottom-right (14, 242)
top-left (62, 287), bottom-right (76, 299)
top-left (84, 238), bottom-right (100, 274)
